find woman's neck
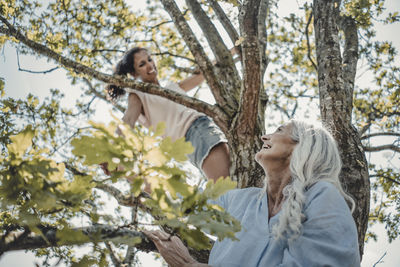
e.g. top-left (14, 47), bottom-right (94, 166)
top-left (266, 167), bottom-right (291, 217)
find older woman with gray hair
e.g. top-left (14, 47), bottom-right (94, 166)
top-left (145, 120), bottom-right (360, 267)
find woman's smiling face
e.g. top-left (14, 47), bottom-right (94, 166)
top-left (132, 49), bottom-right (158, 83)
top-left (255, 122), bottom-right (298, 168)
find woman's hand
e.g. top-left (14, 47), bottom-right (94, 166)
top-left (99, 162), bottom-right (111, 176)
top-left (143, 230), bottom-right (200, 267)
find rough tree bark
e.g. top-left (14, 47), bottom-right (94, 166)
top-left (313, 0), bottom-right (370, 258)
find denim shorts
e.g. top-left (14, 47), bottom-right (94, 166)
top-left (185, 116), bottom-right (228, 171)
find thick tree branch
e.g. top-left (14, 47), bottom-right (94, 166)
top-left (0, 225), bottom-right (155, 254)
top-left (158, 0), bottom-right (227, 111)
top-left (207, 0), bottom-right (240, 56)
top-left (363, 144), bottom-right (400, 153)
top-left (184, 0), bottom-right (240, 115)
top-left (236, 0), bottom-right (262, 138)
top-left (0, 224), bottom-right (210, 263)
top-left (186, 0), bottom-right (233, 65)
top-left (0, 15), bottom-right (228, 130)
top-left (338, 15), bottom-right (358, 109)
top-left (186, 0), bottom-right (236, 70)
top-left (258, 0), bottom-right (269, 75)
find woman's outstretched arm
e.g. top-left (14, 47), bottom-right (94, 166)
top-left (122, 93), bottom-right (142, 128)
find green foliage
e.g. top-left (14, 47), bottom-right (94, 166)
top-left (0, 126), bottom-right (95, 228)
top-left (71, 121), bottom-right (240, 250)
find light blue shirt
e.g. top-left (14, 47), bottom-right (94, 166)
top-left (208, 181), bottom-right (360, 267)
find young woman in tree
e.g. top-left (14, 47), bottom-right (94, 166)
top-left (105, 47), bottom-right (231, 181)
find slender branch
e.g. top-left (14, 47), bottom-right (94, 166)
top-left (359, 122), bottom-right (372, 137)
top-left (82, 77), bottom-right (125, 113)
top-left (0, 15), bottom-right (228, 126)
top-left (94, 183), bottom-right (151, 212)
top-left (363, 144), bottom-right (400, 153)
top-left (361, 132), bottom-right (400, 140)
top-left (171, 64), bottom-right (200, 74)
top-left (149, 20), bottom-right (174, 29)
top-left (91, 48), bottom-right (125, 53)
top-left (305, 11), bottom-right (318, 71)
top-left (207, 0), bottom-right (240, 53)
top-left (373, 252), bottom-right (387, 267)
top-left (50, 126), bottom-right (91, 156)
top-left (153, 51), bottom-right (196, 63)
top-left (16, 50), bottom-right (60, 74)
top-left (369, 174), bottom-right (400, 185)
top-left (105, 242), bottom-right (122, 266)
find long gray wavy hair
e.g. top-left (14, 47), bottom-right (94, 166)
top-left (267, 120), bottom-right (355, 242)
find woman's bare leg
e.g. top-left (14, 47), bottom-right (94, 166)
top-left (202, 142), bottom-right (230, 182)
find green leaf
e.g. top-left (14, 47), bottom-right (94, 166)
top-left (203, 177), bottom-right (237, 199)
top-left (7, 126), bottom-right (34, 158)
top-left (160, 136), bottom-right (194, 162)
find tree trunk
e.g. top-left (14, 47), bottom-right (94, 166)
top-left (313, 0), bottom-right (370, 258)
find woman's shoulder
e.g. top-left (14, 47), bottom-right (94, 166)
top-left (304, 181), bottom-right (349, 211)
top-left (222, 187), bottom-right (264, 203)
top-left (226, 187), bottom-right (264, 197)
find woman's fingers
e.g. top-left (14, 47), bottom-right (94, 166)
top-left (99, 162), bottom-right (111, 176)
top-left (144, 230), bottom-right (171, 241)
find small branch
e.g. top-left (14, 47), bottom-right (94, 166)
top-left (369, 174), bottom-right (400, 185)
top-left (152, 51), bottom-right (196, 63)
top-left (105, 242), bottom-right (122, 266)
top-left (50, 126), bottom-right (92, 156)
top-left (16, 50), bottom-right (60, 74)
top-left (363, 144), bottom-right (400, 153)
top-left (94, 183), bottom-right (150, 211)
top-left (149, 20), bottom-right (174, 29)
top-left (171, 64), bottom-right (200, 74)
top-left (359, 122), bottom-right (372, 137)
top-left (82, 77), bottom-right (125, 113)
top-left (361, 132), bottom-right (400, 140)
top-left (373, 252), bottom-right (387, 267)
top-left (90, 48), bottom-right (125, 53)
top-left (305, 10), bottom-right (318, 71)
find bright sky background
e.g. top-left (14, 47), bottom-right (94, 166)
top-left (1, 0), bottom-right (399, 266)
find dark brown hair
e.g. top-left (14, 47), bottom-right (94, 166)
top-left (106, 47), bottom-right (147, 100)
